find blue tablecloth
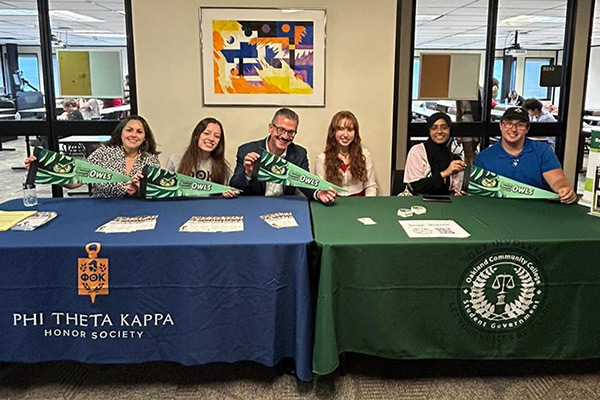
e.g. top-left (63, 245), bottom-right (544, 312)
top-left (0, 196), bottom-right (314, 381)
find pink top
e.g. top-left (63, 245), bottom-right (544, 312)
top-left (404, 143), bottom-right (463, 193)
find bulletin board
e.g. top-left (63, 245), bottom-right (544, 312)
top-left (57, 50), bottom-right (123, 98)
top-left (419, 53), bottom-right (481, 100)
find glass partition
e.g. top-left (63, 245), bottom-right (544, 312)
top-left (49, 0), bottom-right (129, 121)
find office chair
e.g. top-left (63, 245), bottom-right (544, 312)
top-left (391, 169), bottom-right (406, 195)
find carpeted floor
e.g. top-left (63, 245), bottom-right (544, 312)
top-left (1, 356), bottom-right (599, 399)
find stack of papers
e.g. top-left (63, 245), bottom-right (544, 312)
top-left (11, 212), bottom-right (57, 231)
top-left (399, 220), bottom-right (470, 238)
top-left (0, 210), bottom-right (37, 231)
top-left (179, 216), bottom-right (244, 233)
top-left (260, 212), bottom-right (299, 229)
top-left (96, 215), bottom-right (158, 233)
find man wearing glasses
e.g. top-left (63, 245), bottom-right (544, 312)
top-left (230, 108), bottom-right (337, 203)
top-left (475, 107), bottom-right (577, 204)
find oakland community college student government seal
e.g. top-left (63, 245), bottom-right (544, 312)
top-left (458, 251), bottom-right (546, 333)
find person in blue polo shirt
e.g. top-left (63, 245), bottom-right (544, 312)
top-left (475, 107), bottom-right (577, 204)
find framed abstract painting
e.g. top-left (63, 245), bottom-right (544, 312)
top-left (199, 8), bottom-right (326, 106)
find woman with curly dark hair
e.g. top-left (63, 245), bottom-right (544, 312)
top-left (25, 115), bottom-right (160, 198)
top-left (315, 111), bottom-right (377, 196)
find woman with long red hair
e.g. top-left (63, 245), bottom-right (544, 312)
top-left (315, 111), bottom-right (377, 196)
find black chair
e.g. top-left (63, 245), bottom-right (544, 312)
top-left (391, 169), bottom-right (406, 195)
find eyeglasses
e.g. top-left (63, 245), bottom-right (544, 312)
top-left (429, 125), bottom-right (450, 132)
top-left (271, 123), bottom-right (297, 138)
top-left (502, 121), bottom-right (529, 130)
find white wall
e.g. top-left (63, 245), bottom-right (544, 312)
top-left (132, 0), bottom-right (397, 194)
top-left (585, 46), bottom-right (600, 110)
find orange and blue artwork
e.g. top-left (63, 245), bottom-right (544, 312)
top-left (212, 20), bottom-right (315, 95)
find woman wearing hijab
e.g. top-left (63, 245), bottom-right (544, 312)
top-left (404, 112), bottom-right (467, 195)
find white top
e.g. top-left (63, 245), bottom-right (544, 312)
top-left (531, 109), bottom-right (556, 123)
top-left (165, 153), bottom-right (231, 184)
top-left (315, 147), bottom-right (378, 196)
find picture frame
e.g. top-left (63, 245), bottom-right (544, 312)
top-left (199, 7), bottom-right (326, 106)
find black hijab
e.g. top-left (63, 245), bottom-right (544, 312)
top-left (423, 112), bottom-right (458, 180)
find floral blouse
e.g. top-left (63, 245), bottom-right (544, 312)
top-left (86, 145), bottom-right (160, 198)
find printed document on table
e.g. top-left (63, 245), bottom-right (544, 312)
top-left (179, 216), bottom-right (244, 233)
top-left (11, 211), bottom-right (57, 231)
top-left (260, 212), bottom-right (298, 229)
top-left (399, 220), bottom-right (470, 238)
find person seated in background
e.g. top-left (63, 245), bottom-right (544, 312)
top-left (314, 111), bottom-right (377, 196)
top-left (490, 77), bottom-right (500, 108)
top-left (404, 112), bottom-right (466, 195)
top-left (506, 90), bottom-right (525, 106)
top-left (230, 107), bottom-right (336, 204)
top-left (57, 98), bottom-right (83, 121)
top-left (102, 98), bottom-right (123, 109)
top-left (123, 75), bottom-right (130, 105)
top-left (79, 98), bottom-right (101, 120)
top-left (475, 107), bottom-right (576, 204)
top-left (522, 98), bottom-right (557, 150)
top-left (25, 115), bottom-right (160, 198)
top-left (522, 98), bottom-right (556, 123)
top-left (166, 117), bottom-right (238, 198)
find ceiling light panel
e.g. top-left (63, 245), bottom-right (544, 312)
top-left (417, 0), bottom-right (473, 7)
top-left (49, 10), bottom-right (104, 22)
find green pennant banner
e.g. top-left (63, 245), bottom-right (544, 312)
top-left (256, 150), bottom-right (343, 192)
top-left (140, 165), bottom-right (235, 199)
top-left (463, 165), bottom-right (559, 200)
top-left (26, 147), bottom-right (131, 185)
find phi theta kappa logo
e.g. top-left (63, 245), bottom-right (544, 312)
top-left (78, 242), bottom-right (109, 303)
top-left (458, 251), bottom-right (546, 332)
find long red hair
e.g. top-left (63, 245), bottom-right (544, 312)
top-left (323, 111), bottom-right (367, 185)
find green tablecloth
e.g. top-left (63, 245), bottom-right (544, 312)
top-left (311, 196), bottom-right (600, 375)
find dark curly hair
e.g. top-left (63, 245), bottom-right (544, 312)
top-left (105, 115), bottom-right (160, 155)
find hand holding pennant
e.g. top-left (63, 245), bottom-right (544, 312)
top-left (140, 165), bottom-right (238, 199)
top-left (26, 147), bottom-right (131, 186)
top-left (254, 150), bottom-right (343, 192)
top-left (461, 165), bottom-right (560, 200)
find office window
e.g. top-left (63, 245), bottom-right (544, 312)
top-left (412, 58), bottom-right (420, 100)
top-left (52, 54), bottom-right (59, 97)
top-left (523, 58), bottom-right (552, 100)
top-left (0, 55), bottom-right (5, 94)
top-left (412, 0), bottom-right (488, 123)
top-left (494, 58), bottom-right (518, 101)
top-left (510, 61), bottom-right (516, 90)
top-left (17, 55), bottom-right (41, 92)
top-left (493, 59), bottom-right (503, 99)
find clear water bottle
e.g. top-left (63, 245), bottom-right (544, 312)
top-left (22, 182), bottom-right (38, 207)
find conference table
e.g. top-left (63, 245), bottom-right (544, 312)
top-left (0, 196), bottom-right (314, 381)
top-left (310, 196), bottom-right (600, 375)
